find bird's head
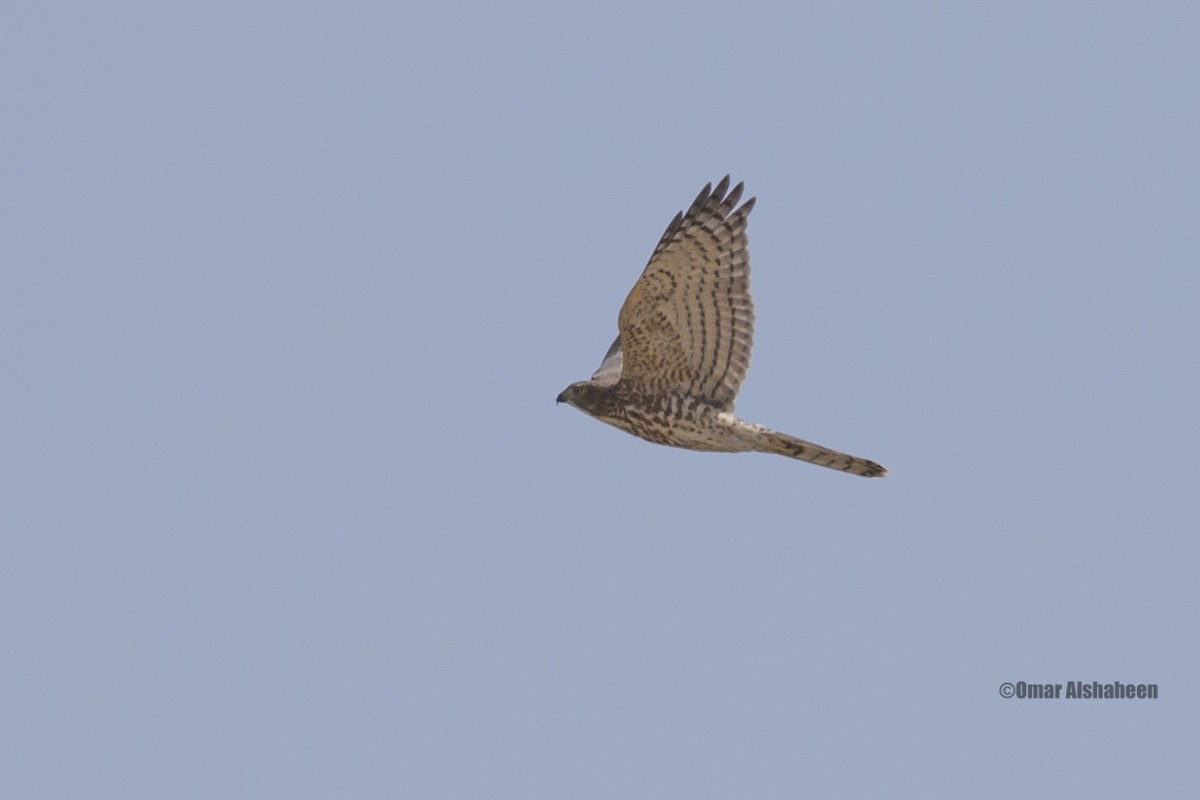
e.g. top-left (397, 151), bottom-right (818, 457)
top-left (556, 380), bottom-right (616, 413)
top-left (556, 381), bottom-right (590, 408)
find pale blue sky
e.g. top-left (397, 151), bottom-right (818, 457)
top-left (3, 2), bottom-right (1198, 797)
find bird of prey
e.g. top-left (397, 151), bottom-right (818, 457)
top-left (557, 176), bottom-right (888, 478)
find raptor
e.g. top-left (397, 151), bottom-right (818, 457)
top-left (557, 177), bottom-right (888, 478)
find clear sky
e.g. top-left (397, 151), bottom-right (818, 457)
top-left (4, 2), bottom-right (1198, 797)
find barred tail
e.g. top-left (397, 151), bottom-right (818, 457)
top-left (755, 429), bottom-right (889, 478)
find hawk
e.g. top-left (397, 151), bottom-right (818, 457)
top-left (557, 177), bottom-right (888, 478)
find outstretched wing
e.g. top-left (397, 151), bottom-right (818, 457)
top-left (616, 176), bottom-right (755, 410)
top-left (589, 334), bottom-right (623, 387)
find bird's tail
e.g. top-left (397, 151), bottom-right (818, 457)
top-left (753, 428), bottom-right (889, 478)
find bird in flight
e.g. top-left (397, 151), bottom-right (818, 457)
top-left (557, 176), bottom-right (888, 478)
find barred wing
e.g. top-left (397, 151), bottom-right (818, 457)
top-left (615, 176), bottom-right (755, 410)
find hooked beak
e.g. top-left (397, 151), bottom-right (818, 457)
top-left (555, 391), bottom-right (566, 404)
